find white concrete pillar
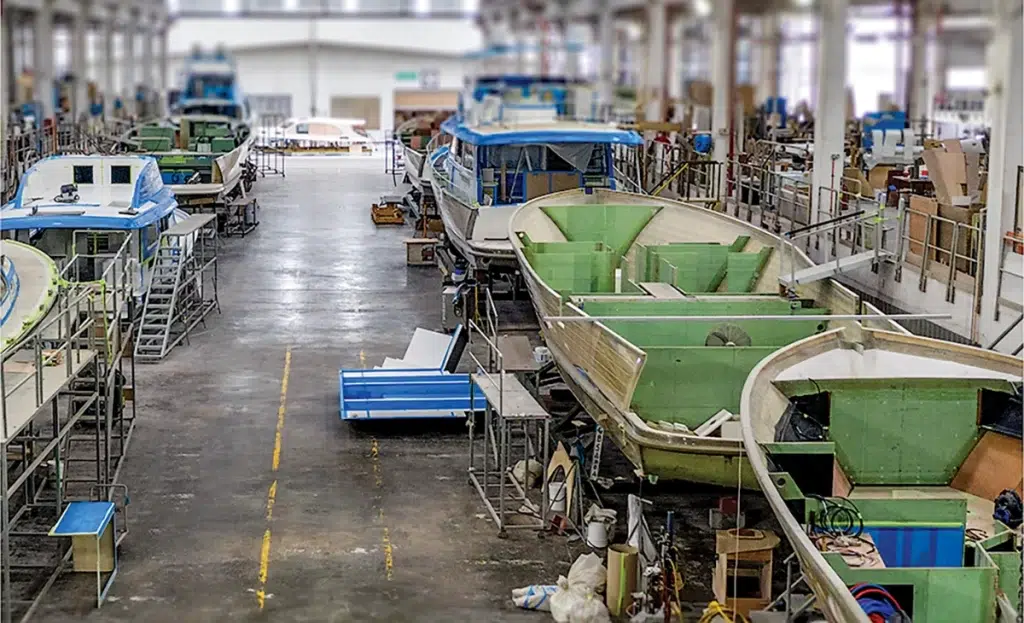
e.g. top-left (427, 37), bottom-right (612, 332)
top-left (122, 12), bottom-right (136, 114)
top-left (72, 2), bottom-right (89, 119)
top-left (907, 0), bottom-right (930, 120)
top-left (159, 27), bottom-right (169, 113)
top-left (981, 0), bottom-right (1023, 319)
top-left (597, 2), bottom-right (615, 110)
top-left (811, 0), bottom-right (848, 219)
top-left (644, 0), bottom-right (667, 121)
top-left (35, 0), bottom-right (55, 120)
top-left (756, 13), bottom-right (781, 103)
top-left (667, 17), bottom-right (684, 103)
top-left (3, 11), bottom-right (14, 115)
top-left (930, 15), bottom-right (948, 114)
top-left (141, 18), bottom-right (154, 92)
top-left (710, 0), bottom-right (735, 165)
top-left (101, 10), bottom-right (115, 118)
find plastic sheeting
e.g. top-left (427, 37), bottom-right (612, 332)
top-left (546, 143), bottom-right (597, 172)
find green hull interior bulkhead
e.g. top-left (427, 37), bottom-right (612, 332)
top-left (520, 202), bottom-right (832, 433)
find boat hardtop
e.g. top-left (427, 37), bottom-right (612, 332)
top-left (1, 155), bottom-right (177, 230)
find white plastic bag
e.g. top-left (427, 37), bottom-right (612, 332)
top-left (511, 584), bottom-right (557, 611)
top-left (550, 576), bottom-right (577, 623)
top-left (566, 553), bottom-right (606, 594)
top-left (567, 588), bottom-right (611, 623)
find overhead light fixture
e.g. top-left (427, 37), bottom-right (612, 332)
top-left (692, 0), bottom-right (711, 18)
top-left (793, 0), bottom-right (814, 7)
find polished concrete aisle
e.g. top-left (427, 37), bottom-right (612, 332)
top-left (37, 158), bottom-right (567, 622)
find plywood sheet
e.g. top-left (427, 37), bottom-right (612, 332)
top-left (950, 430), bottom-right (1024, 500)
top-left (394, 89), bottom-right (459, 111)
top-left (329, 96), bottom-right (380, 129)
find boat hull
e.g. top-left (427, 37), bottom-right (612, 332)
top-left (432, 178), bottom-right (518, 272)
top-left (403, 146), bottom-right (425, 190)
top-left (169, 137), bottom-right (252, 200)
top-left (509, 188), bottom-right (902, 486)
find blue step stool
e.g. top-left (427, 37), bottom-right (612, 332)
top-left (49, 501), bottom-right (119, 607)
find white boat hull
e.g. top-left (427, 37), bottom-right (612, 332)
top-left (432, 181), bottom-right (517, 271)
top-left (169, 136), bottom-right (252, 199)
top-left (403, 146), bottom-right (425, 190)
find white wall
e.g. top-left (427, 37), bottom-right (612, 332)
top-left (165, 44), bottom-right (466, 128)
top-left (166, 17), bottom-right (482, 56)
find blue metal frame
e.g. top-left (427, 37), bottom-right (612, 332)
top-left (0, 256), bottom-right (22, 328)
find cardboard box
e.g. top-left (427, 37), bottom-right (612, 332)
top-left (687, 80), bottom-right (713, 107)
top-left (842, 167), bottom-right (875, 198)
top-left (908, 195), bottom-right (939, 259)
top-left (868, 165), bottom-right (895, 192)
top-left (937, 203), bottom-right (982, 274)
top-left (713, 529), bottom-right (779, 618)
top-left (921, 145), bottom-right (982, 207)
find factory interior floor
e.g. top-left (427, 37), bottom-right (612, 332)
top-left (35, 158), bottom-right (574, 622)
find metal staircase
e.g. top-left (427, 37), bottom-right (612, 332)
top-left (134, 214), bottom-right (219, 362)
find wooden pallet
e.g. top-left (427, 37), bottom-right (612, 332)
top-left (371, 202), bottom-right (405, 225)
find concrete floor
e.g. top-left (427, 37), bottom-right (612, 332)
top-left (36, 158), bottom-right (576, 622)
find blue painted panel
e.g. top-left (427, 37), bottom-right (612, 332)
top-left (50, 501), bottom-right (115, 537)
top-left (863, 526), bottom-right (964, 568)
top-left (339, 370), bottom-right (486, 421)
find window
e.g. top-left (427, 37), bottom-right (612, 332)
top-left (462, 143), bottom-right (475, 169)
top-left (110, 165), bottom-right (131, 184)
top-left (295, 124), bottom-right (309, 135)
top-left (73, 165), bottom-right (94, 184)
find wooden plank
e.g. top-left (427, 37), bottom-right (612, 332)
top-left (638, 282), bottom-right (686, 299)
top-left (950, 430), bottom-right (1024, 499)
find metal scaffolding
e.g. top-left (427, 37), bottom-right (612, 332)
top-left (0, 237), bottom-right (136, 622)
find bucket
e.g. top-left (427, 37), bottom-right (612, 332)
top-left (586, 519), bottom-right (609, 548)
top-left (549, 481), bottom-right (567, 513)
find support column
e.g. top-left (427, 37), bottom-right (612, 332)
top-left (710, 0), bottom-right (735, 167)
top-left (980, 0), bottom-right (1023, 321)
top-left (644, 0), bottom-right (667, 121)
top-left (72, 2), bottom-right (89, 120)
top-left (141, 17), bottom-right (154, 93)
top-left (811, 0), bottom-right (848, 219)
top-left (159, 26), bottom-right (169, 114)
top-left (35, 0), bottom-right (55, 120)
top-left (101, 9), bottom-right (114, 119)
top-left (3, 11), bottom-right (14, 118)
top-left (122, 11), bottom-right (136, 116)
top-left (907, 0), bottom-right (930, 121)
top-left (597, 1), bottom-right (615, 113)
top-left (930, 8), bottom-right (947, 115)
top-left (756, 13), bottom-right (781, 102)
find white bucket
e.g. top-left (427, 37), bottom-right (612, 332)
top-left (549, 481), bottom-right (567, 513)
top-left (586, 519), bottom-right (609, 548)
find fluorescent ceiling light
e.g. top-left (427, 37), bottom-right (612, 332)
top-left (415, 0), bottom-right (430, 15)
top-left (693, 0), bottom-right (711, 17)
top-left (794, 0), bottom-right (814, 7)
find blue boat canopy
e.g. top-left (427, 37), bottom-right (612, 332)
top-left (440, 117), bottom-right (642, 147)
top-left (1, 156), bottom-right (178, 231)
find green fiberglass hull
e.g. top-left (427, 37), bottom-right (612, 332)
top-left (508, 188), bottom-right (903, 487)
top-left (740, 327), bottom-right (1022, 622)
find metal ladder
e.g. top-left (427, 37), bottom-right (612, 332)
top-left (134, 243), bottom-right (185, 361)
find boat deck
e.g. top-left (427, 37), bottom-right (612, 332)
top-left (1, 348), bottom-right (96, 443)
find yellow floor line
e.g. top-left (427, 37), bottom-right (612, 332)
top-left (257, 348), bottom-right (292, 609)
top-left (370, 438), bottom-right (393, 581)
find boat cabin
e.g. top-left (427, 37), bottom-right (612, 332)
top-left (437, 106), bottom-right (642, 207)
top-left (0, 155), bottom-right (182, 292)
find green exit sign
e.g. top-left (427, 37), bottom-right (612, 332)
top-left (394, 71), bottom-right (418, 82)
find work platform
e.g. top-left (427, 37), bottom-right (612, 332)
top-left (1, 235), bottom-right (137, 623)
